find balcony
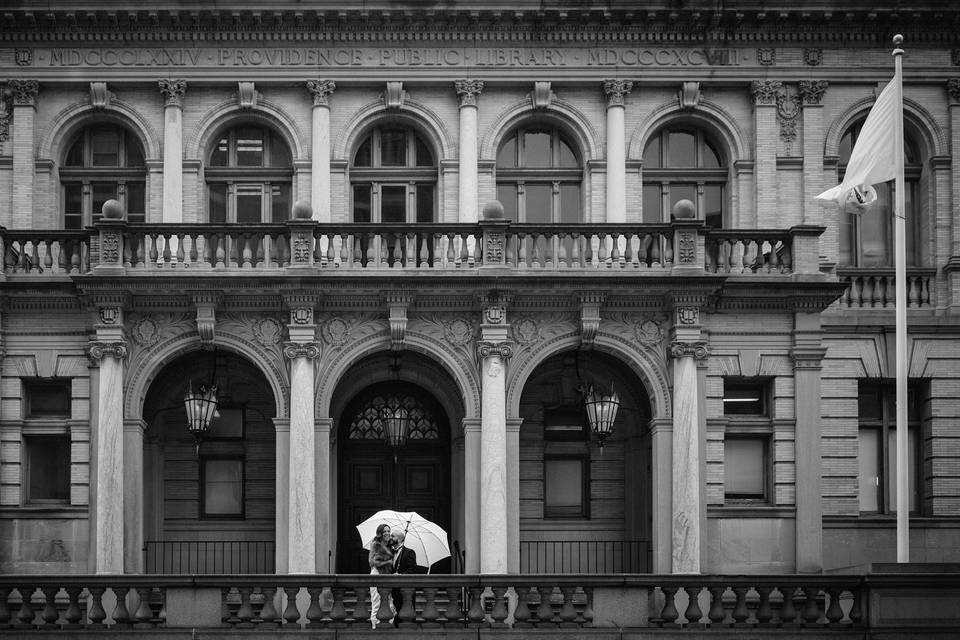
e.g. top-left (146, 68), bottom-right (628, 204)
top-left (1, 572), bottom-right (958, 637)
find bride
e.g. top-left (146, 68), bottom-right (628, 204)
top-left (367, 523), bottom-right (396, 628)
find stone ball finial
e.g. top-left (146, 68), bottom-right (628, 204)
top-left (482, 200), bottom-right (505, 220)
top-left (101, 199), bottom-right (125, 220)
top-left (672, 199), bottom-right (696, 220)
top-left (291, 200), bottom-right (313, 220)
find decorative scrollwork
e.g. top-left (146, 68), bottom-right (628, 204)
top-left (306, 79), bottom-right (336, 106)
top-left (603, 79), bottom-right (633, 107)
top-left (750, 80), bottom-right (782, 105)
top-left (476, 341), bottom-right (514, 361)
top-left (87, 341), bottom-right (128, 363)
top-left (282, 341), bottom-right (321, 360)
top-left (455, 79), bottom-right (484, 107)
top-left (669, 341), bottom-right (709, 361)
top-left (158, 78), bottom-right (187, 107)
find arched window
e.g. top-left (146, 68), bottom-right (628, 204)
top-left (642, 126), bottom-right (727, 227)
top-left (496, 125), bottom-right (583, 222)
top-left (61, 124), bottom-right (146, 228)
top-left (206, 124), bottom-right (292, 223)
top-left (837, 121), bottom-right (922, 267)
top-left (350, 126), bottom-right (436, 222)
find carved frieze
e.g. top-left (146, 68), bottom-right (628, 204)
top-left (306, 79), bottom-right (336, 106)
top-left (455, 79), bottom-right (484, 107)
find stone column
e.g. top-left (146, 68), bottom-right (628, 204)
top-left (800, 81), bottom-right (829, 259)
top-left (123, 419), bottom-right (146, 573)
top-left (8, 80), bottom-right (38, 228)
top-left (751, 80), bottom-right (781, 228)
top-left (649, 417), bottom-right (673, 573)
top-left (273, 418), bottom-right (290, 575)
top-left (669, 305), bottom-right (708, 574)
top-left (603, 80), bottom-right (632, 224)
top-left (462, 418), bottom-right (481, 573)
top-left (306, 80), bottom-right (336, 222)
top-left (792, 311), bottom-right (827, 573)
top-left (87, 331), bottom-right (127, 574)
top-left (283, 298), bottom-right (320, 574)
top-left (455, 80), bottom-right (484, 223)
top-left (946, 80), bottom-right (960, 310)
top-left (476, 297), bottom-right (513, 574)
top-left (158, 79), bottom-right (186, 224)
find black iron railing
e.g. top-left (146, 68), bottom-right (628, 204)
top-left (143, 540), bottom-right (275, 575)
top-left (519, 539), bottom-right (649, 574)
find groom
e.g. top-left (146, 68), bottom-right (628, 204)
top-left (390, 531), bottom-right (419, 625)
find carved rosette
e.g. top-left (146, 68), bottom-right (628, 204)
top-left (158, 79), bottom-right (187, 107)
top-left (306, 79), bottom-right (336, 107)
top-left (14, 48), bottom-right (33, 66)
top-left (8, 79), bottom-right (39, 106)
top-left (750, 80), bottom-right (782, 106)
top-left (253, 317), bottom-right (283, 346)
top-left (282, 341), bottom-right (321, 360)
top-left (678, 232), bottom-right (696, 264)
top-left (455, 79), bottom-right (484, 107)
top-left (947, 79), bottom-right (960, 105)
top-left (87, 341), bottom-right (128, 364)
top-left (511, 317), bottom-right (541, 346)
top-left (443, 317), bottom-right (476, 347)
top-left (603, 79), bottom-right (633, 107)
top-left (669, 341), bottom-right (709, 361)
top-left (476, 341), bottom-right (514, 361)
top-left (799, 80), bottom-right (829, 106)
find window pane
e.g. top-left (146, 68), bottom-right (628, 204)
top-left (271, 184), bottom-right (290, 222)
top-left (64, 184), bottom-right (83, 229)
top-left (667, 131), bottom-right (695, 167)
top-left (860, 184), bottom-right (891, 266)
top-left (642, 184), bottom-right (662, 223)
top-left (669, 184), bottom-right (697, 218)
top-left (859, 428), bottom-right (881, 512)
top-left (523, 130), bottom-right (551, 168)
top-left (210, 136), bottom-right (229, 166)
top-left (269, 134), bottom-right (291, 168)
top-left (209, 183), bottom-right (228, 223)
top-left (642, 135), bottom-right (661, 169)
top-left (887, 428), bottom-right (916, 512)
top-left (725, 438), bottom-right (765, 498)
top-left (27, 437), bottom-right (71, 502)
top-left (839, 131), bottom-right (854, 164)
top-left (235, 128), bottom-right (264, 167)
top-left (497, 135), bottom-right (517, 168)
top-left (381, 185), bottom-right (406, 223)
top-left (558, 138), bottom-right (577, 167)
top-left (702, 139), bottom-right (722, 168)
top-left (91, 129), bottom-right (120, 166)
top-left (125, 135), bottom-right (144, 167)
top-left (545, 459), bottom-right (584, 509)
top-left (524, 184), bottom-right (552, 223)
top-left (497, 184), bottom-right (518, 220)
top-left (380, 130), bottom-right (407, 167)
top-left (415, 136), bottom-right (433, 167)
top-left (904, 181), bottom-right (917, 266)
top-left (353, 185), bottom-right (371, 222)
top-left (25, 379), bottom-right (71, 417)
top-left (416, 184), bottom-right (434, 223)
top-left (204, 459), bottom-right (243, 516)
top-left (236, 185), bottom-right (262, 223)
top-left (704, 185), bottom-right (723, 228)
top-left (723, 381), bottom-right (766, 415)
top-left (354, 136), bottom-right (372, 167)
top-left (858, 388), bottom-right (883, 421)
top-left (92, 183), bottom-right (118, 220)
top-left (65, 137), bottom-right (84, 166)
top-left (126, 182), bottom-right (145, 220)
top-left (560, 184), bottom-right (580, 223)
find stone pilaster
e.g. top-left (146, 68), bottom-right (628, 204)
top-left (456, 79), bottom-right (484, 223)
top-left (946, 80), bottom-right (960, 310)
top-left (315, 417), bottom-right (333, 572)
top-left (123, 419), bottom-right (146, 573)
top-left (273, 418), bottom-right (290, 574)
top-left (306, 80), bottom-right (336, 222)
top-left (800, 81), bottom-right (829, 257)
top-left (751, 80), bottom-right (782, 228)
top-left (8, 80), bottom-right (38, 228)
top-left (158, 79), bottom-right (186, 223)
top-left (462, 418), bottom-right (482, 573)
top-left (603, 80), bottom-right (632, 224)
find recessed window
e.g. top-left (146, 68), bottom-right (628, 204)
top-left (642, 126), bottom-right (726, 227)
top-left (724, 437), bottom-right (768, 501)
top-left (857, 382), bottom-right (921, 514)
top-left (496, 125), bottom-right (582, 223)
top-left (25, 436), bottom-right (71, 504)
top-left (202, 457), bottom-right (244, 517)
top-left (206, 125), bottom-right (292, 223)
top-left (544, 456), bottom-right (589, 518)
top-left (24, 379), bottom-right (72, 418)
top-left (723, 380), bottom-right (768, 416)
top-left (350, 126), bottom-right (436, 224)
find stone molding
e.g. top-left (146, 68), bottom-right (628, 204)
top-left (531, 81), bottom-right (553, 110)
top-left (158, 79), bottom-right (186, 107)
top-left (455, 79), bottom-right (484, 107)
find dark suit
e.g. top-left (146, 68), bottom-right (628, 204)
top-left (391, 545), bottom-right (418, 624)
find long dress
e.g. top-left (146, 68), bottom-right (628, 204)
top-left (368, 539), bottom-right (395, 628)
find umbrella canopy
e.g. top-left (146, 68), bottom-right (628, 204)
top-left (357, 510), bottom-right (451, 570)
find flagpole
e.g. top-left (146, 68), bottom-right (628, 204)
top-left (891, 34), bottom-right (909, 563)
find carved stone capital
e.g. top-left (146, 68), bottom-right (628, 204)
top-left (158, 79), bottom-right (187, 107)
top-left (948, 79), bottom-right (960, 105)
top-left (476, 340), bottom-right (514, 361)
top-left (455, 79), bottom-right (484, 107)
top-left (603, 79), bottom-right (633, 107)
top-left (283, 341), bottom-right (321, 360)
top-left (306, 79), bottom-right (336, 106)
top-left (791, 347), bottom-right (827, 370)
top-left (669, 341), bottom-right (709, 361)
top-left (87, 340), bottom-right (128, 364)
top-left (799, 80), bottom-right (829, 105)
top-left (8, 79), bottom-right (39, 106)
top-left (751, 80), bottom-right (782, 105)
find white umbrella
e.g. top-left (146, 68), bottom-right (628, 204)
top-left (356, 510), bottom-right (451, 570)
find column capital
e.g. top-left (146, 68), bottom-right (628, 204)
top-left (750, 79), bottom-right (782, 106)
top-left (8, 79), bottom-right (39, 107)
top-left (603, 79), bottom-right (633, 107)
top-left (791, 347), bottom-right (828, 370)
top-left (158, 79), bottom-right (187, 107)
top-left (455, 79), bottom-right (485, 107)
top-left (283, 341), bottom-right (321, 360)
top-left (306, 79), bottom-right (336, 106)
top-left (87, 340), bottom-right (128, 364)
top-left (798, 80), bottom-right (829, 105)
top-left (669, 340), bottom-right (709, 362)
top-left (947, 78), bottom-right (960, 105)
top-left (476, 340), bottom-right (514, 361)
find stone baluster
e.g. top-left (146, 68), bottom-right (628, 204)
top-left (87, 587), bottom-right (107, 628)
top-left (512, 585), bottom-right (532, 627)
top-left (825, 587), bottom-right (844, 625)
top-left (707, 586), bottom-right (726, 624)
top-left (421, 586), bottom-right (440, 628)
top-left (351, 584), bottom-right (369, 624)
top-left (259, 587), bottom-right (279, 628)
top-left (466, 586), bottom-right (485, 627)
top-left (490, 585), bottom-right (509, 627)
top-left (558, 586), bottom-right (577, 627)
top-left (658, 586), bottom-right (679, 625)
top-left (779, 586), bottom-right (798, 624)
top-left (39, 587), bottom-right (58, 628)
top-left (134, 587), bottom-right (153, 628)
top-left (327, 587), bottom-right (346, 627)
top-left (731, 586), bottom-right (750, 625)
top-left (305, 587), bottom-right (324, 627)
top-left (682, 585), bottom-right (703, 625)
top-left (281, 587), bottom-right (300, 627)
top-left (63, 587), bottom-right (82, 629)
top-left (442, 585), bottom-right (461, 626)
top-left (396, 586), bottom-right (417, 628)
top-left (535, 585), bottom-right (554, 625)
top-left (112, 586), bottom-right (131, 628)
top-left (802, 587), bottom-right (821, 624)
top-left (756, 585), bottom-right (774, 625)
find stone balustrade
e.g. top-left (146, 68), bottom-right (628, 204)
top-left (836, 267), bottom-right (936, 308)
top-left (0, 229), bottom-right (90, 275)
top-left (1, 573), bottom-right (959, 635)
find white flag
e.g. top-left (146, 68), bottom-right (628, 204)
top-left (816, 68), bottom-right (902, 207)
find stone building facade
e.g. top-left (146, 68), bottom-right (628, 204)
top-left (0, 1), bottom-right (958, 578)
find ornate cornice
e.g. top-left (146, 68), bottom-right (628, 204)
top-left (8, 79), bottom-right (39, 107)
top-left (306, 79), bottom-right (336, 107)
top-left (282, 341), bottom-right (321, 360)
top-left (455, 79), bottom-right (484, 107)
top-left (158, 78), bottom-right (186, 107)
top-left (603, 79), bottom-right (633, 107)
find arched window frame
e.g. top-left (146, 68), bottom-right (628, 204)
top-left (60, 124), bottom-right (147, 228)
top-left (349, 126), bottom-right (437, 223)
top-left (495, 124), bottom-right (584, 223)
top-left (837, 119), bottom-right (924, 267)
top-left (641, 125), bottom-right (727, 227)
top-left (205, 124), bottom-right (293, 224)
